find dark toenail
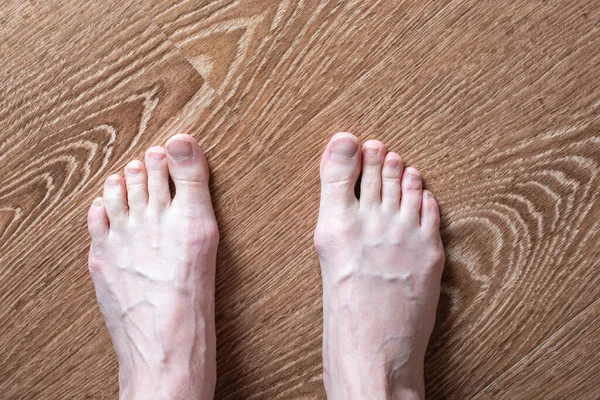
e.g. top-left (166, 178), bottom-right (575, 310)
top-left (167, 139), bottom-right (194, 162)
top-left (386, 159), bottom-right (400, 168)
top-left (330, 137), bottom-right (358, 159)
top-left (363, 145), bottom-right (379, 156)
top-left (107, 175), bottom-right (120, 185)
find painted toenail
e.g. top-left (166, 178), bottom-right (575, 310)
top-left (386, 159), bottom-right (400, 168)
top-left (363, 145), bottom-right (380, 156)
top-left (126, 166), bottom-right (141, 174)
top-left (330, 137), bottom-right (358, 159)
top-left (167, 139), bottom-right (194, 162)
top-left (148, 150), bottom-right (166, 161)
top-left (408, 170), bottom-right (420, 180)
top-left (92, 197), bottom-right (103, 207)
top-left (107, 175), bottom-right (120, 185)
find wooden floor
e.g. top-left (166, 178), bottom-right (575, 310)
top-left (1, 1), bottom-right (599, 398)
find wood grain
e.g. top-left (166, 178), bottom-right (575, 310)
top-left (1, 0), bottom-right (599, 399)
top-left (142, 0), bottom-right (600, 398)
top-left (484, 298), bottom-right (600, 400)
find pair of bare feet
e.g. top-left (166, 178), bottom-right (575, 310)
top-left (87, 133), bottom-right (445, 400)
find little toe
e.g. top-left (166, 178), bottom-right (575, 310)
top-left (103, 174), bottom-right (128, 226)
top-left (421, 190), bottom-right (441, 232)
top-left (359, 140), bottom-right (386, 207)
top-left (399, 167), bottom-right (423, 224)
top-left (165, 134), bottom-right (213, 210)
top-left (124, 160), bottom-right (148, 213)
top-left (145, 146), bottom-right (171, 209)
top-left (381, 152), bottom-right (404, 209)
top-left (87, 197), bottom-right (109, 241)
top-left (319, 132), bottom-right (361, 211)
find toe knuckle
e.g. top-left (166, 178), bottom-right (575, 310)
top-left (202, 222), bottom-right (220, 244)
top-left (183, 220), bottom-right (219, 247)
top-left (313, 227), bottom-right (328, 252)
top-left (314, 222), bottom-right (354, 252)
top-left (88, 255), bottom-right (107, 280)
top-left (425, 247), bottom-right (446, 272)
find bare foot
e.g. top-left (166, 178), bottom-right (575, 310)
top-left (314, 133), bottom-right (445, 399)
top-left (87, 134), bottom-right (219, 400)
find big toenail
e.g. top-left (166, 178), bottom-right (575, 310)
top-left (364, 145), bottom-right (379, 156)
top-left (148, 150), bottom-right (166, 161)
top-left (107, 175), bottom-right (120, 185)
top-left (167, 139), bottom-right (194, 162)
top-left (408, 170), bottom-right (420, 180)
top-left (330, 137), bottom-right (358, 159)
top-left (386, 159), bottom-right (400, 168)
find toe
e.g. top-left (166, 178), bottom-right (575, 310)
top-left (319, 132), bottom-right (361, 211)
top-left (399, 167), bottom-right (423, 224)
top-left (124, 160), bottom-right (148, 213)
top-left (381, 152), bottom-right (403, 209)
top-left (359, 140), bottom-right (386, 207)
top-left (165, 134), bottom-right (213, 211)
top-left (87, 197), bottom-right (109, 240)
top-left (421, 190), bottom-right (441, 232)
top-left (103, 174), bottom-right (128, 225)
top-left (145, 146), bottom-right (171, 209)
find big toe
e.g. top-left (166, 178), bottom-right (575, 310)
top-left (319, 132), bottom-right (361, 210)
top-left (165, 134), bottom-right (213, 211)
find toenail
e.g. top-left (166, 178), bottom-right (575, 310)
top-left (330, 137), bottom-right (358, 159)
top-left (424, 191), bottom-right (434, 199)
top-left (385, 159), bottom-right (400, 168)
top-left (363, 145), bottom-right (380, 156)
top-left (92, 197), bottom-right (103, 207)
top-left (107, 175), bottom-right (120, 185)
top-left (167, 139), bottom-right (194, 162)
top-left (148, 150), bottom-right (166, 161)
top-left (407, 170), bottom-right (420, 180)
top-left (126, 165), bottom-right (141, 175)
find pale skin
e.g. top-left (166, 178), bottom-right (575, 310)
top-left (87, 132), bottom-right (444, 399)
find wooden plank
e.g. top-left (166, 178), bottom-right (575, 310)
top-left (484, 300), bottom-right (600, 400)
top-left (1, 0), bottom-right (599, 399)
top-left (471, 391), bottom-right (494, 400)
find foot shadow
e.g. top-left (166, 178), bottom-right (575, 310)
top-left (209, 177), bottom-right (253, 400)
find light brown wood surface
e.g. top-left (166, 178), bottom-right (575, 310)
top-left (1, 1), bottom-right (599, 399)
